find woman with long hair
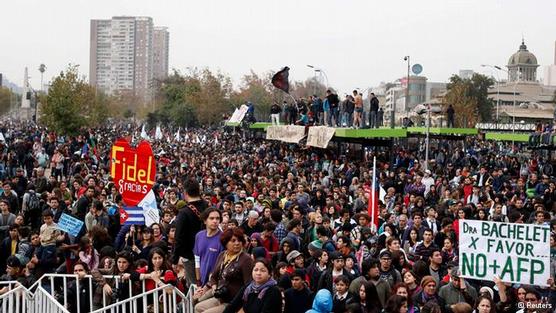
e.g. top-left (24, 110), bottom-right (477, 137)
top-left (132, 227), bottom-right (155, 260)
top-left (402, 271), bottom-right (421, 297)
top-left (403, 228), bottom-right (419, 259)
top-left (391, 283), bottom-right (418, 313)
top-left (136, 247), bottom-right (178, 291)
top-left (96, 251), bottom-right (137, 306)
top-left (383, 295), bottom-right (408, 313)
top-left (306, 249), bottom-right (328, 292)
top-left (474, 295), bottom-right (495, 313)
top-left (347, 280), bottom-right (382, 313)
top-left (78, 236), bottom-right (99, 270)
top-left (223, 258), bottom-right (281, 313)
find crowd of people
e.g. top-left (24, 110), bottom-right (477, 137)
top-left (0, 119), bottom-right (554, 313)
top-left (269, 90), bottom-right (384, 129)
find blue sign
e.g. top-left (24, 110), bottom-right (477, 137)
top-left (412, 64), bottom-right (423, 75)
top-left (58, 213), bottom-right (84, 237)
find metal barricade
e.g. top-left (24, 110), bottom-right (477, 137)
top-left (90, 283), bottom-right (190, 313)
top-left (34, 286), bottom-right (70, 313)
top-left (18, 273), bottom-right (193, 313)
top-left (0, 284), bottom-right (30, 313)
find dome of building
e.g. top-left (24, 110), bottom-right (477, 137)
top-left (508, 40), bottom-right (538, 65)
top-left (506, 39), bottom-right (539, 82)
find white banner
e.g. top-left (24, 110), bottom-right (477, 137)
top-left (459, 220), bottom-right (550, 286)
top-left (228, 105), bottom-right (249, 123)
top-left (266, 125), bottom-right (306, 143)
top-left (306, 126), bottom-right (336, 148)
top-left (138, 190), bottom-right (159, 227)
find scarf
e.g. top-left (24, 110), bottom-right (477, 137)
top-left (242, 278), bottom-right (277, 302)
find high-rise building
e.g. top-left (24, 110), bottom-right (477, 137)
top-left (153, 27), bottom-right (170, 81)
top-left (543, 41), bottom-right (556, 86)
top-left (458, 70), bottom-right (474, 79)
top-left (89, 16), bottom-right (168, 102)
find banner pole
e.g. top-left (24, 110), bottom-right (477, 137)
top-left (371, 156), bottom-right (377, 228)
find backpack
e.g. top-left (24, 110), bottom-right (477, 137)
top-left (27, 191), bottom-right (41, 212)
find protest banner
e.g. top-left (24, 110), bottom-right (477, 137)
top-left (111, 138), bottom-right (156, 206)
top-left (459, 219), bottom-right (550, 286)
top-left (57, 213), bottom-right (84, 237)
top-left (227, 105), bottom-right (249, 123)
top-left (266, 125), bottom-right (306, 143)
top-left (306, 126), bottom-right (336, 148)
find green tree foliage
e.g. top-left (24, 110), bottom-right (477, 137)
top-left (0, 87), bottom-right (17, 116)
top-left (444, 73), bottom-right (495, 126)
top-left (41, 65), bottom-right (108, 135)
top-left (291, 78), bottom-right (328, 99)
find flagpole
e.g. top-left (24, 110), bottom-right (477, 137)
top-left (371, 156), bottom-right (377, 228)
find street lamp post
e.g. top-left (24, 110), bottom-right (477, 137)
top-left (307, 65), bottom-right (317, 95)
top-left (424, 104), bottom-right (431, 170)
top-left (480, 64), bottom-right (501, 123)
top-left (315, 69), bottom-right (329, 88)
top-left (404, 56), bottom-right (410, 120)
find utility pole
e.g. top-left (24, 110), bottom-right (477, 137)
top-left (404, 56), bottom-right (410, 120)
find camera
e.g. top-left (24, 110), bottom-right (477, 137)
top-left (213, 286), bottom-right (229, 300)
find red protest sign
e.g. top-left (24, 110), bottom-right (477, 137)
top-left (110, 138), bottom-right (156, 206)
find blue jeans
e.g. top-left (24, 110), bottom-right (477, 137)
top-left (329, 107), bottom-right (339, 127)
top-left (369, 111), bottom-right (378, 128)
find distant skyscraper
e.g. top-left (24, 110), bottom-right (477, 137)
top-left (543, 40), bottom-right (556, 86)
top-left (89, 16), bottom-right (168, 103)
top-left (459, 70), bottom-right (474, 79)
top-left (153, 27), bottom-right (170, 81)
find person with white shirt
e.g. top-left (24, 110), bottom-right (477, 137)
top-left (422, 170), bottom-right (435, 196)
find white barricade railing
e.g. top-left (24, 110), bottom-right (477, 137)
top-left (5, 273), bottom-right (195, 313)
top-left (34, 286), bottom-right (70, 313)
top-left (0, 280), bottom-right (20, 291)
top-left (90, 283), bottom-right (192, 313)
top-left (0, 284), bottom-right (30, 313)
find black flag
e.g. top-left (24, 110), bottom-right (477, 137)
top-left (271, 66), bottom-right (290, 93)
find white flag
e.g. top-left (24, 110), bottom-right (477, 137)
top-left (175, 128), bottom-right (180, 141)
top-left (140, 125), bottom-right (149, 139)
top-left (155, 125), bottom-right (163, 140)
top-left (139, 190), bottom-right (159, 227)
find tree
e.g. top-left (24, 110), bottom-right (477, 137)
top-left (444, 73), bottom-right (495, 126)
top-left (0, 87), bottom-right (17, 116)
top-left (41, 65), bottom-right (108, 135)
top-left (230, 71), bottom-right (279, 121)
top-left (291, 79), bottom-right (327, 99)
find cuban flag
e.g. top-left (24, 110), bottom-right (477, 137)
top-left (120, 206), bottom-right (145, 225)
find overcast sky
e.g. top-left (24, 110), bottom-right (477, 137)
top-left (1, 0), bottom-right (555, 95)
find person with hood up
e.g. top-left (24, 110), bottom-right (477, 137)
top-left (307, 289), bottom-right (333, 313)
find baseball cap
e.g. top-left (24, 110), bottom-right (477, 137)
top-left (379, 250), bottom-right (392, 259)
top-left (329, 251), bottom-right (344, 261)
top-left (286, 250), bottom-right (302, 263)
top-left (450, 266), bottom-right (461, 278)
top-left (6, 255), bottom-right (22, 268)
top-left (479, 286), bottom-right (494, 299)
